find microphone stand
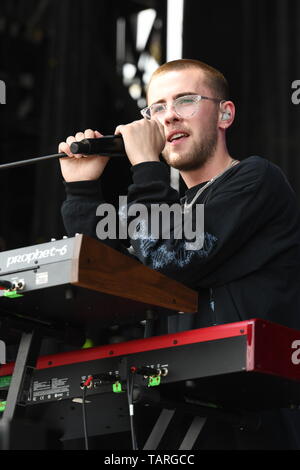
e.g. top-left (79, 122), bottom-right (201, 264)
top-left (0, 153), bottom-right (66, 171)
top-left (0, 136), bottom-right (126, 171)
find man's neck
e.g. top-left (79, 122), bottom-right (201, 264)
top-left (180, 152), bottom-right (234, 189)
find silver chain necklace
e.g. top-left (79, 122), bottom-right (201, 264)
top-left (183, 158), bottom-right (240, 214)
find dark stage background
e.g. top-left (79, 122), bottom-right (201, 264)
top-left (1, 0), bottom-right (300, 251)
top-left (1, 0), bottom-right (300, 450)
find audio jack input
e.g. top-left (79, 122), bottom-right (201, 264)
top-left (13, 280), bottom-right (25, 291)
top-left (130, 366), bottom-right (168, 378)
top-left (80, 376), bottom-right (93, 389)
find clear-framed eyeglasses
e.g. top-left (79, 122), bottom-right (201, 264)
top-left (141, 94), bottom-right (223, 120)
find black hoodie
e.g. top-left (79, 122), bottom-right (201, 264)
top-left (61, 156), bottom-right (300, 333)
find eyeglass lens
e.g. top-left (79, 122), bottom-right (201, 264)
top-left (151, 96), bottom-right (199, 119)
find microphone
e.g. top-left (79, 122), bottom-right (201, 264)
top-left (70, 135), bottom-right (126, 157)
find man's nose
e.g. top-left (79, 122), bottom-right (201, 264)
top-left (161, 105), bottom-right (182, 124)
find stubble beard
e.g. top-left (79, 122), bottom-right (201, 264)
top-left (162, 125), bottom-right (218, 172)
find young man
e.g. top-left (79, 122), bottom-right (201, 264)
top-left (59, 59), bottom-right (300, 333)
top-left (59, 59), bottom-right (300, 450)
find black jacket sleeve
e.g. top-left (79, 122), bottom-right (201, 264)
top-left (61, 179), bottom-right (131, 255)
top-left (61, 179), bottom-right (103, 238)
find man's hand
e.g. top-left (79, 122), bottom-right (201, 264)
top-left (58, 129), bottom-right (110, 182)
top-left (115, 118), bottom-right (165, 166)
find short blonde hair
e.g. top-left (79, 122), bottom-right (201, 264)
top-left (148, 59), bottom-right (229, 101)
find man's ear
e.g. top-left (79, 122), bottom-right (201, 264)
top-left (221, 111), bottom-right (231, 121)
top-left (219, 101), bottom-right (235, 129)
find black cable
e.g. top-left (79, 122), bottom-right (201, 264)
top-left (127, 373), bottom-right (138, 450)
top-left (82, 386), bottom-right (89, 451)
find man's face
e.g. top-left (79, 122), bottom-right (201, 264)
top-left (147, 68), bottom-right (220, 171)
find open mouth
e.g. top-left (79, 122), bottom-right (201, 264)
top-left (167, 132), bottom-right (190, 145)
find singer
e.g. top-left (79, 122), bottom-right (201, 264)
top-left (59, 59), bottom-right (300, 449)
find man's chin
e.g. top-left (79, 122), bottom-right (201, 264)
top-left (162, 151), bottom-right (186, 169)
top-left (162, 152), bottom-right (203, 172)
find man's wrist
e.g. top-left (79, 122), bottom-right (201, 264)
top-left (131, 161), bottom-right (170, 185)
top-left (130, 155), bottom-right (160, 166)
top-left (64, 179), bottom-right (102, 198)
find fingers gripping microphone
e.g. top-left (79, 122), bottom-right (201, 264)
top-left (70, 135), bottom-right (126, 157)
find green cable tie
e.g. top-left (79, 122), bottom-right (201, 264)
top-left (113, 382), bottom-right (123, 393)
top-left (148, 376), bottom-right (161, 387)
top-left (0, 401), bottom-right (6, 412)
top-left (82, 338), bottom-right (94, 349)
top-left (0, 376), bottom-right (11, 389)
top-left (3, 291), bottom-right (23, 299)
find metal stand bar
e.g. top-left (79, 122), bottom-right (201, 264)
top-left (141, 394), bottom-right (261, 450)
top-left (143, 409), bottom-right (175, 450)
top-left (3, 330), bottom-right (42, 421)
top-left (179, 416), bottom-right (207, 450)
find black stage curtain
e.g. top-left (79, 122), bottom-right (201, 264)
top-left (31, 0), bottom-right (140, 243)
top-left (0, 0), bottom-right (140, 248)
top-left (183, 0), bottom-right (300, 198)
top-left (2, 0), bottom-right (300, 245)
